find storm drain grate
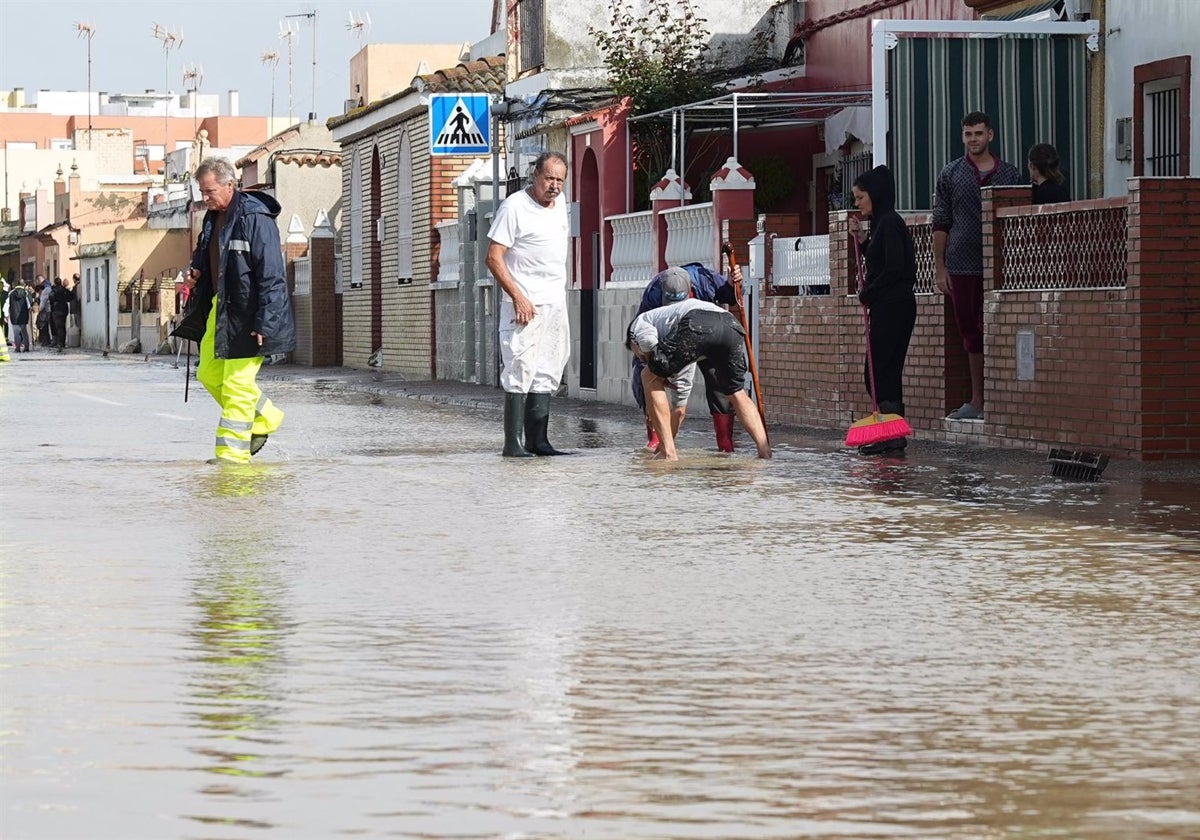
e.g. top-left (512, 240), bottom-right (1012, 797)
top-left (1048, 448), bottom-right (1110, 481)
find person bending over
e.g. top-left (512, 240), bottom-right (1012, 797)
top-left (626, 299), bottom-right (770, 461)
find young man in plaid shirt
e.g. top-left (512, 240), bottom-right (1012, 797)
top-left (932, 111), bottom-right (1021, 420)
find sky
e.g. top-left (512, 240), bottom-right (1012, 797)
top-left (0, 0), bottom-right (497, 122)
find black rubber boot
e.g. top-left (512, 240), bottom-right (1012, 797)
top-left (877, 400), bottom-right (905, 417)
top-left (503, 392), bottom-right (534, 458)
top-left (524, 393), bottom-right (568, 456)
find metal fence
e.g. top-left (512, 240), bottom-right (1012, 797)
top-left (828, 149), bottom-right (873, 211)
top-left (772, 235), bottom-right (831, 294)
top-left (998, 203), bottom-right (1128, 291)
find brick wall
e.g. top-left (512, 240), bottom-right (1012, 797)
top-left (338, 111), bottom-right (482, 377)
top-left (756, 178), bottom-right (1200, 460)
top-left (1130, 178), bottom-right (1200, 458)
top-left (296, 233), bottom-right (340, 366)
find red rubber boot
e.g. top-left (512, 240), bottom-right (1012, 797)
top-left (645, 417), bottom-right (660, 451)
top-left (712, 412), bottom-right (735, 452)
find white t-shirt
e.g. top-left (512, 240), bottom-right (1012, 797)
top-left (629, 299), bottom-right (724, 353)
top-left (487, 189), bottom-right (569, 306)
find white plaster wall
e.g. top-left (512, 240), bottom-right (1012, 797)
top-left (532, 0), bottom-right (781, 93)
top-left (1103, 0), bottom-right (1200, 195)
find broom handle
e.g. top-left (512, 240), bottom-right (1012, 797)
top-left (720, 241), bottom-right (767, 426)
top-left (853, 234), bottom-right (880, 413)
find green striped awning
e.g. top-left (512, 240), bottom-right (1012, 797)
top-left (981, 0), bottom-right (1063, 21)
top-left (887, 33), bottom-right (1087, 210)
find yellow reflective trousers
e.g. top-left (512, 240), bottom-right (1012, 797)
top-left (195, 296), bottom-right (284, 463)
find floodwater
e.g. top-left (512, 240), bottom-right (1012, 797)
top-left (2, 354), bottom-right (1199, 840)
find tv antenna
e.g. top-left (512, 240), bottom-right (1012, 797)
top-left (278, 19), bottom-right (299, 123)
top-left (284, 9), bottom-right (318, 121)
top-left (347, 11), bottom-right (372, 43)
top-left (182, 63), bottom-right (204, 145)
top-left (74, 21), bottom-right (96, 149)
top-left (152, 23), bottom-right (183, 187)
top-left (261, 50), bottom-right (281, 132)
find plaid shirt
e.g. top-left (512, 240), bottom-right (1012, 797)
top-left (932, 154), bottom-right (1022, 275)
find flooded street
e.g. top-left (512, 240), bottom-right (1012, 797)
top-left (2, 354), bottom-right (1199, 839)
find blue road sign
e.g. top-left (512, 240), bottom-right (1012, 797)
top-left (430, 93), bottom-right (491, 156)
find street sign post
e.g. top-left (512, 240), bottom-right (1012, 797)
top-left (430, 93), bottom-right (491, 156)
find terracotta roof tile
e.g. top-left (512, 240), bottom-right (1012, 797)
top-left (275, 151), bottom-right (342, 168)
top-left (416, 55), bottom-right (505, 95)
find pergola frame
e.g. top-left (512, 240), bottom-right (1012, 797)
top-left (623, 91), bottom-right (873, 211)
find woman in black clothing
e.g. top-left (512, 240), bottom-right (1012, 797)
top-left (850, 164), bottom-right (918, 454)
top-left (1028, 142), bottom-right (1070, 204)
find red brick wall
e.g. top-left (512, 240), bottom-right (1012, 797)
top-left (755, 178), bottom-right (1200, 460)
top-left (309, 234), bottom-right (341, 367)
top-left (1130, 178), bottom-right (1200, 458)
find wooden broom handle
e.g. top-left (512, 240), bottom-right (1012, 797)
top-left (721, 242), bottom-right (767, 427)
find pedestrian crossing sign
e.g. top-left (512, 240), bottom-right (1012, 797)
top-left (429, 93), bottom-right (491, 156)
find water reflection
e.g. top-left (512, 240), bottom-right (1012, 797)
top-left (184, 464), bottom-right (293, 829)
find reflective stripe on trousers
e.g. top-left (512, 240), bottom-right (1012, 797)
top-left (195, 295), bottom-right (284, 463)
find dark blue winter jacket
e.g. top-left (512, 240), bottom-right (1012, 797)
top-left (187, 189), bottom-right (296, 359)
top-left (635, 263), bottom-right (737, 315)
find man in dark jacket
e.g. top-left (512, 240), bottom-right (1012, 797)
top-left (48, 278), bottom-right (73, 352)
top-left (7, 282), bottom-right (32, 352)
top-left (182, 156), bottom-right (295, 463)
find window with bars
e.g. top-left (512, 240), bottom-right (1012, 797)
top-left (518, 0), bottom-right (544, 73)
top-left (1144, 79), bottom-right (1180, 176)
top-left (1134, 55), bottom-right (1191, 178)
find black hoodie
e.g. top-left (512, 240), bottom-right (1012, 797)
top-left (857, 165), bottom-right (916, 307)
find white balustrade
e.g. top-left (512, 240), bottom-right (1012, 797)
top-left (772, 234), bottom-right (831, 293)
top-left (435, 220), bottom-right (461, 285)
top-left (662, 202), bottom-right (714, 269)
top-left (606, 211), bottom-right (654, 286)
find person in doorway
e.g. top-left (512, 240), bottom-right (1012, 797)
top-left (485, 151), bottom-right (572, 457)
top-left (7, 282), bottom-right (32, 352)
top-left (626, 299), bottom-right (771, 461)
top-left (850, 165), bottom-right (918, 455)
top-left (1028, 143), bottom-right (1070, 204)
top-left (932, 111), bottom-right (1022, 421)
top-left (182, 156), bottom-right (294, 463)
top-left (70, 273), bottom-right (82, 337)
top-left (632, 265), bottom-right (741, 453)
top-left (49, 278), bottom-right (72, 352)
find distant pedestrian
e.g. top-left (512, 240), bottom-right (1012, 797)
top-left (1, 278), bottom-right (9, 346)
top-left (36, 276), bottom-right (51, 347)
top-left (49, 278), bottom-right (72, 352)
top-left (932, 111), bottom-right (1022, 421)
top-left (1028, 143), bottom-right (1070, 204)
top-left (7, 282), bottom-right (32, 352)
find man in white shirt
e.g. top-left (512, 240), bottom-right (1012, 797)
top-left (627, 300), bottom-right (771, 461)
top-left (485, 151), bottom-right (571, 457)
